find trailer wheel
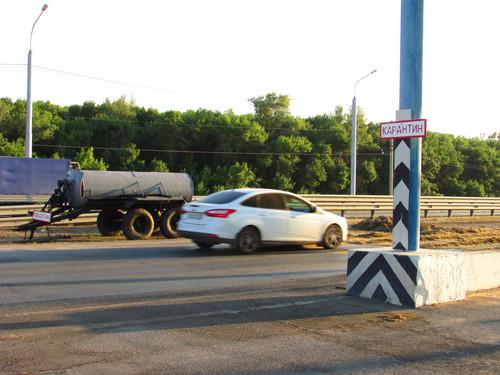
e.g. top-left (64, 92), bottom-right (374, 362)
top-left (147, 209), bottom-right (161, 235)
top-left (121, 208), bottom-right (155, 240)
top-left (96, 210), bottom-right (124, 236)
top-left (160, 207), bottom-right (181, 238)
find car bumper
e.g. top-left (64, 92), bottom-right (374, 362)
top-left (178, 230), bottom-right (235, 245)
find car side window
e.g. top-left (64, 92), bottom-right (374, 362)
top-left (284, 195), bottom-right (313, 213)
top-left (256, 193), bottom-right (286, 210)
top-left (241, 196), bottom-right (257, 207)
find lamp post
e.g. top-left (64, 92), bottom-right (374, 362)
top-left (25, 3), bottom-right (48, 158)
top-left (350, 69), bottom-right (377, 195)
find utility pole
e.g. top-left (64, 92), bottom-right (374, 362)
top-left (25, 4), bottom-right (48, 158)
top-left (350, 69), bottom-right (377, 195)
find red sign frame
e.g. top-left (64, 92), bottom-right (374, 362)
top-left (380, 119), bottom-right (427, 140)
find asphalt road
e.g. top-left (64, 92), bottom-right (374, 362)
top-left (0, 239), bottom-right (499, 374)
top-left (0, 239), bottom-right (348, 305)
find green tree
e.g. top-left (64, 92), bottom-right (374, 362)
top-left (74, 147), bottom-right (108, 170)
top-left (0, 134), bottom-right (24, 157)
top-left (215, 161), bottom-right (257, 190)
top-left (250, 93), bottom-right (290, 120)
top-left (103, 143), bottom-right (144, 171)
top-left (32, 101), bottom-right (63, 150)
top-left (325, 159), bottom-right (350, 193)
top-left (307, 108), bottom-right (352, 193)
top-left (456, 137), bottom-right (498, 196)
top-left (353, 118), bottom-right (384, 194)
top-left (266, 135), bottom-right (312, 190)
top-left (1, 95), bottom-right (498, 197)
top-left (194, 166), bottom-right (213, 195)
top-left (464, 180), bottom-right (486, 196)
top-left (422, 133), bottom-right (464, 195)
top-left (100, 96), bottom-right (137, 120)
top-left (149, 159), bottom-right (169, 172)
top-left (0, 98), bottom-right (25, 141)
top-left (357, 159), bottom-right (378, 193)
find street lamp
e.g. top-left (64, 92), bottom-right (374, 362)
top-left (350, 69), bottom-right (377, 195)
top-left (25, 3), bottom-right (48, 158)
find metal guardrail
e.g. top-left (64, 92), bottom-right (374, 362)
top-left (0, 195), bottom-right (52, 203)
top-left (0, 194), bottom-right (498, 228)
top-left (301, 195), bottom-right (500, 218)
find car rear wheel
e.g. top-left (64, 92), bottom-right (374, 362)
top-left (194, 241), bottom-right (214, 250)
top-left (236, 226), bottom-right (260, 254)
top-left (323, 224), bottom-right (343, 249)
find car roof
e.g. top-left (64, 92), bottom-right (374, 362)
top-left (230, 188), bottom-right (290, 195)
top-left (199, 188), bottom-right (317, 206)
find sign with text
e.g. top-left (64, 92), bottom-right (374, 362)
top-left (380, 119), bottom-right (427, 140)
top-left (32, 211), bottom-right (51, 223)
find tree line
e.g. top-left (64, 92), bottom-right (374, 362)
top-left (0, 94), bottom-right (498, 196)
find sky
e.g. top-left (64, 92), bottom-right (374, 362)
top-left (1, 0), bottom-right (499, 138)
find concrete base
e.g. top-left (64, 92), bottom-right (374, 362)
top-left (465, 250), bottom-right (500, 291)
top-left (346, 248), bottom-right (500, 308)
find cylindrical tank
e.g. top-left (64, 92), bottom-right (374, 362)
top-left (64, 170), bottom-right (194, 208)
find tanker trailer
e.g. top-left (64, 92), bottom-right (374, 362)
top-left (16, 169), bottom-right (194, 240)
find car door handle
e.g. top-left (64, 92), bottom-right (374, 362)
top-left (259, 213), bottom-right (268, 216)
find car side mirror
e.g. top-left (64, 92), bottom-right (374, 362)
top-left (310, 206), bottom-right (317, 213)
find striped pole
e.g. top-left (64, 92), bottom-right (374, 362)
top-left (392, 137), bottom-right (410, 250)
top-left (396, 0), bottom-right (424, 251)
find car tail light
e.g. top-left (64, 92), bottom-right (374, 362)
top-left (204, 209), bottom-right (236, 218)
top-left (179, 208), bottom-right (187, 215)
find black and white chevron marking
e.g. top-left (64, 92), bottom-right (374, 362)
top-left (393, 138), bottom-right (411, 250)
top-left (347, 251), bottom-right (418, 307)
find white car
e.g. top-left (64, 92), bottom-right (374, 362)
top-left (177, 188), bottom-right (348, 253)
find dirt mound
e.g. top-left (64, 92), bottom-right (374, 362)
top-left (351, 218), bottom-right (488, 236)
top-left (351, 216), bottom-right (392, 232)
top-left (348, 216), bottom-right (500, 249)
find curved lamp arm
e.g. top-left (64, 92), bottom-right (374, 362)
top-left (353, 69), bottom-right (377, 97)
top-left (30, 4), bottom-right (48, 50)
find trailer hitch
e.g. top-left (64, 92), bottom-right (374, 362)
top-left (15, 179), bottom-right (77, 239)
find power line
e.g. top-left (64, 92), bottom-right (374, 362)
top-left (57, 115), bottom-right (355, 134)
top-left (438, 161), bottom-right (489, 171)
top-left (0, 62), bottom-right (369, 134)
top-left (32, 144), bottom-right (493, 172)
top-left (0, 62), bottom-right (246, 102)
top-left (33, 143), bottom-right (384, 158)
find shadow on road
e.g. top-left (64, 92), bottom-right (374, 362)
top-left (0, 289), bottom-right (399, 334)
top-left (0, 244), bottom-right (346, 263)
top-left (3, 269), bottom-right (344, 288)
top-left (230, 343), bottom-right (500, 375)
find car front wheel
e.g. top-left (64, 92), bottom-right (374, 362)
top-left (323, 224), bottom-right (343, 249)
top-left (236, 226), bottom-right (260, 254)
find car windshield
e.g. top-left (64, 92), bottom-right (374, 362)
top-left (198, 190), bottom-right (247, 204)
